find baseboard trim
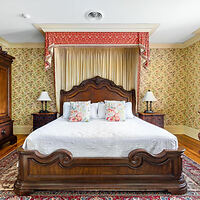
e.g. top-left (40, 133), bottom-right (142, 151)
top-left (13, 125), bottom-right (32, 135)
top-left (165, 125), bottom-right (199, 140)
top-left (165, 125), bottom-right (185, 134)
top-left (183, 125), bottom-right (199, 140)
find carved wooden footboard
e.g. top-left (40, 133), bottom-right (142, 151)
top-left (14, 147), bottom-right (187, 195)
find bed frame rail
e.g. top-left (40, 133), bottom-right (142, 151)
top-left (14, 147), bottom-right (187, 196)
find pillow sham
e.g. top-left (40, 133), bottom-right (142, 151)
top-left (63, 102), bottom-right (98, 119)
top-left (105, 100), bottom-right (126, 121)
top-left (69, 101), bottom-right (91, 122)
top-left (98, 101), bottom-right (134, 119)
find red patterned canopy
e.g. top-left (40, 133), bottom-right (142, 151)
top-left (45, 32), bottom-right (149, 70)
top-left (45, 32), bottom-right (149, 109)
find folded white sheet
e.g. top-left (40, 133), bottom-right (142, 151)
top-left (23, 117), bottom-right (178, 157)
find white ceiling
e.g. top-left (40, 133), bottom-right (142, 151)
top-left (0, 0), bottom-right (200, 44)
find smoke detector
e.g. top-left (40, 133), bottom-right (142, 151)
top-left (87, 11), bottom-right (103, 21)
top-left (21, 13), bottom-right (31, 19)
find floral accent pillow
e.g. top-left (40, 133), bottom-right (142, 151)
top-left (105, 101), bottom-right (126, 121)
top-left (69, 101), bottom-right (91, 122)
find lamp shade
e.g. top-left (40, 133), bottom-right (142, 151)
top-left (142, 90), bottom-right (157, 102)
top-left (37, 91), bottom-right (51, 101)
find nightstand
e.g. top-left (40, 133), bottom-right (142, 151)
top-left (138, 112), bottom-right (164, 128)
top-left (32, 112), bottom-right (57, 131)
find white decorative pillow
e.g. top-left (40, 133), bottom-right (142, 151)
top-left (69, 101), bottom-right (91, 122)
top-left (105, 100), bottom-right (126, 121)
top-left (63, 102), bottom-right (70, 119)
top-left (125, 102), bottom-right (135, 119)
top-left (90, 103), bottom-right (98, 119)
top-left (98, 102), bottom-right (105, 119)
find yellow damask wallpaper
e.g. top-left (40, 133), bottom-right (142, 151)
top-left (1, 43), bottom-right (200, 131)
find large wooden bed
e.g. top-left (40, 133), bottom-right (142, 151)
top-left (14, 76), bottom-right (187, 195)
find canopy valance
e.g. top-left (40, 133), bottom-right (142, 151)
top-left (45, 32), bottom-right (149, 70)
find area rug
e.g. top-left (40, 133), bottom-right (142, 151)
top-left (0, 150), bottom-right (200, 200)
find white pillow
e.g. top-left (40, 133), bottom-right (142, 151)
top-left (90, 103), bottom-right (98, 119)
top-left (63, 102), bottom-right (98, 119)
top-left (63, 102), bottom-right (70, 119)
top-left (98, 102), bottom-right (105, 118)
top-left (125, 102), bottom-right (135, 119)
top-left (98, 101), bottom-right (134, 119)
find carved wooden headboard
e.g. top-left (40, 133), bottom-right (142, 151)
top-left (60, 76), bottom-right (136, 115)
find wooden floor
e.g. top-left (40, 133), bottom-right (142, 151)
top-left (175, 134), bottom-right (200, 164)
top-left (0, 134), bottom-right (200, 164)
top-left (0, 134), bottom-right (26, 159)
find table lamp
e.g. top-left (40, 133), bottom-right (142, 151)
top-left (142, 90), bottom-right (157, 113)
top-left (37, 91), bottom-right (51, 113)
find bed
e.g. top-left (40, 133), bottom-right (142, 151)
top-left (14, 76), bottom-right (187, 195)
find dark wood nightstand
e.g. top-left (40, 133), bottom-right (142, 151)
top-left (138, 112), bottom-right (165, 128)
top-left (32, 112), bottom-right (57, 131)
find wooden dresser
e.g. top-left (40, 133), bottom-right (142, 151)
top-left (0, 47), bottom-right (17, 147)
top-left (138, 112), bottom-right (165, 128)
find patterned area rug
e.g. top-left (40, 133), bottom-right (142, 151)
top-left (0, 150), bottom-right (200, 200)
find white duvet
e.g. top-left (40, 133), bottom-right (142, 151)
top-left (23, 117), bottom-right (178, 157)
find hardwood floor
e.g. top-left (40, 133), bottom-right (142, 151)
top-left (175, 134), bottom-right (200, 164)
top-left (0, 134), bottom-right (199, 164)
top-left (0, 134), bottom-right (26, 159)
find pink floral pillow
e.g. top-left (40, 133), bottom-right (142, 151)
top-left (105, 101), bottom-right (126, 121)
top-left (69, 101), bottom-right (91, 122)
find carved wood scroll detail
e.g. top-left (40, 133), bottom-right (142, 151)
top-left (128, 148), bottom-right (184, 168)
top-left (60, 76), bottom-right (136, 115)
top-left (18, 147), bottom-right (73, 167)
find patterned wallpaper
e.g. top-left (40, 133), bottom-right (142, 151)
top-left (138, 48), bottom-right (187, 126)
top-left (1, 43), bottom-right (200, 130)
top-left (184, 41), bottom-right (200, 129)
top-left (3, 47), bottom-right (56, 126)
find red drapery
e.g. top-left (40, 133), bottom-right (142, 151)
top-left (44, 32), bottom-right (150, 109)
top-left (45, 32), bottom-right (149, 69)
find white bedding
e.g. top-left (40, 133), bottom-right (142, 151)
top-left (23, 117), bottom-right (178, 157)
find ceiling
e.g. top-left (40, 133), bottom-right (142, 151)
top-left (0, 0), bottom-right (200, 44)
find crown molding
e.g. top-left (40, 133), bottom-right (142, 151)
top-left (33, 24), bottom-right (45, 37)
top-left (7, 42), bottom-right (44, 48)
top-left (0, 38), bottom-right (44, 48)
top-left (193, 27), bottom-right (200, 35)
top-left (1, 27), bottom-right (200, 49)
top-left (0, 37), bottom-right (9, 47)
top-left (150, 43), bottom-right (184, 49)
top-left (150, 27), bottom-right (200, 48)
top-left (34, 23), bottom-right (159, 36)
top-left (182, 28), bottom-right (200, 48)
